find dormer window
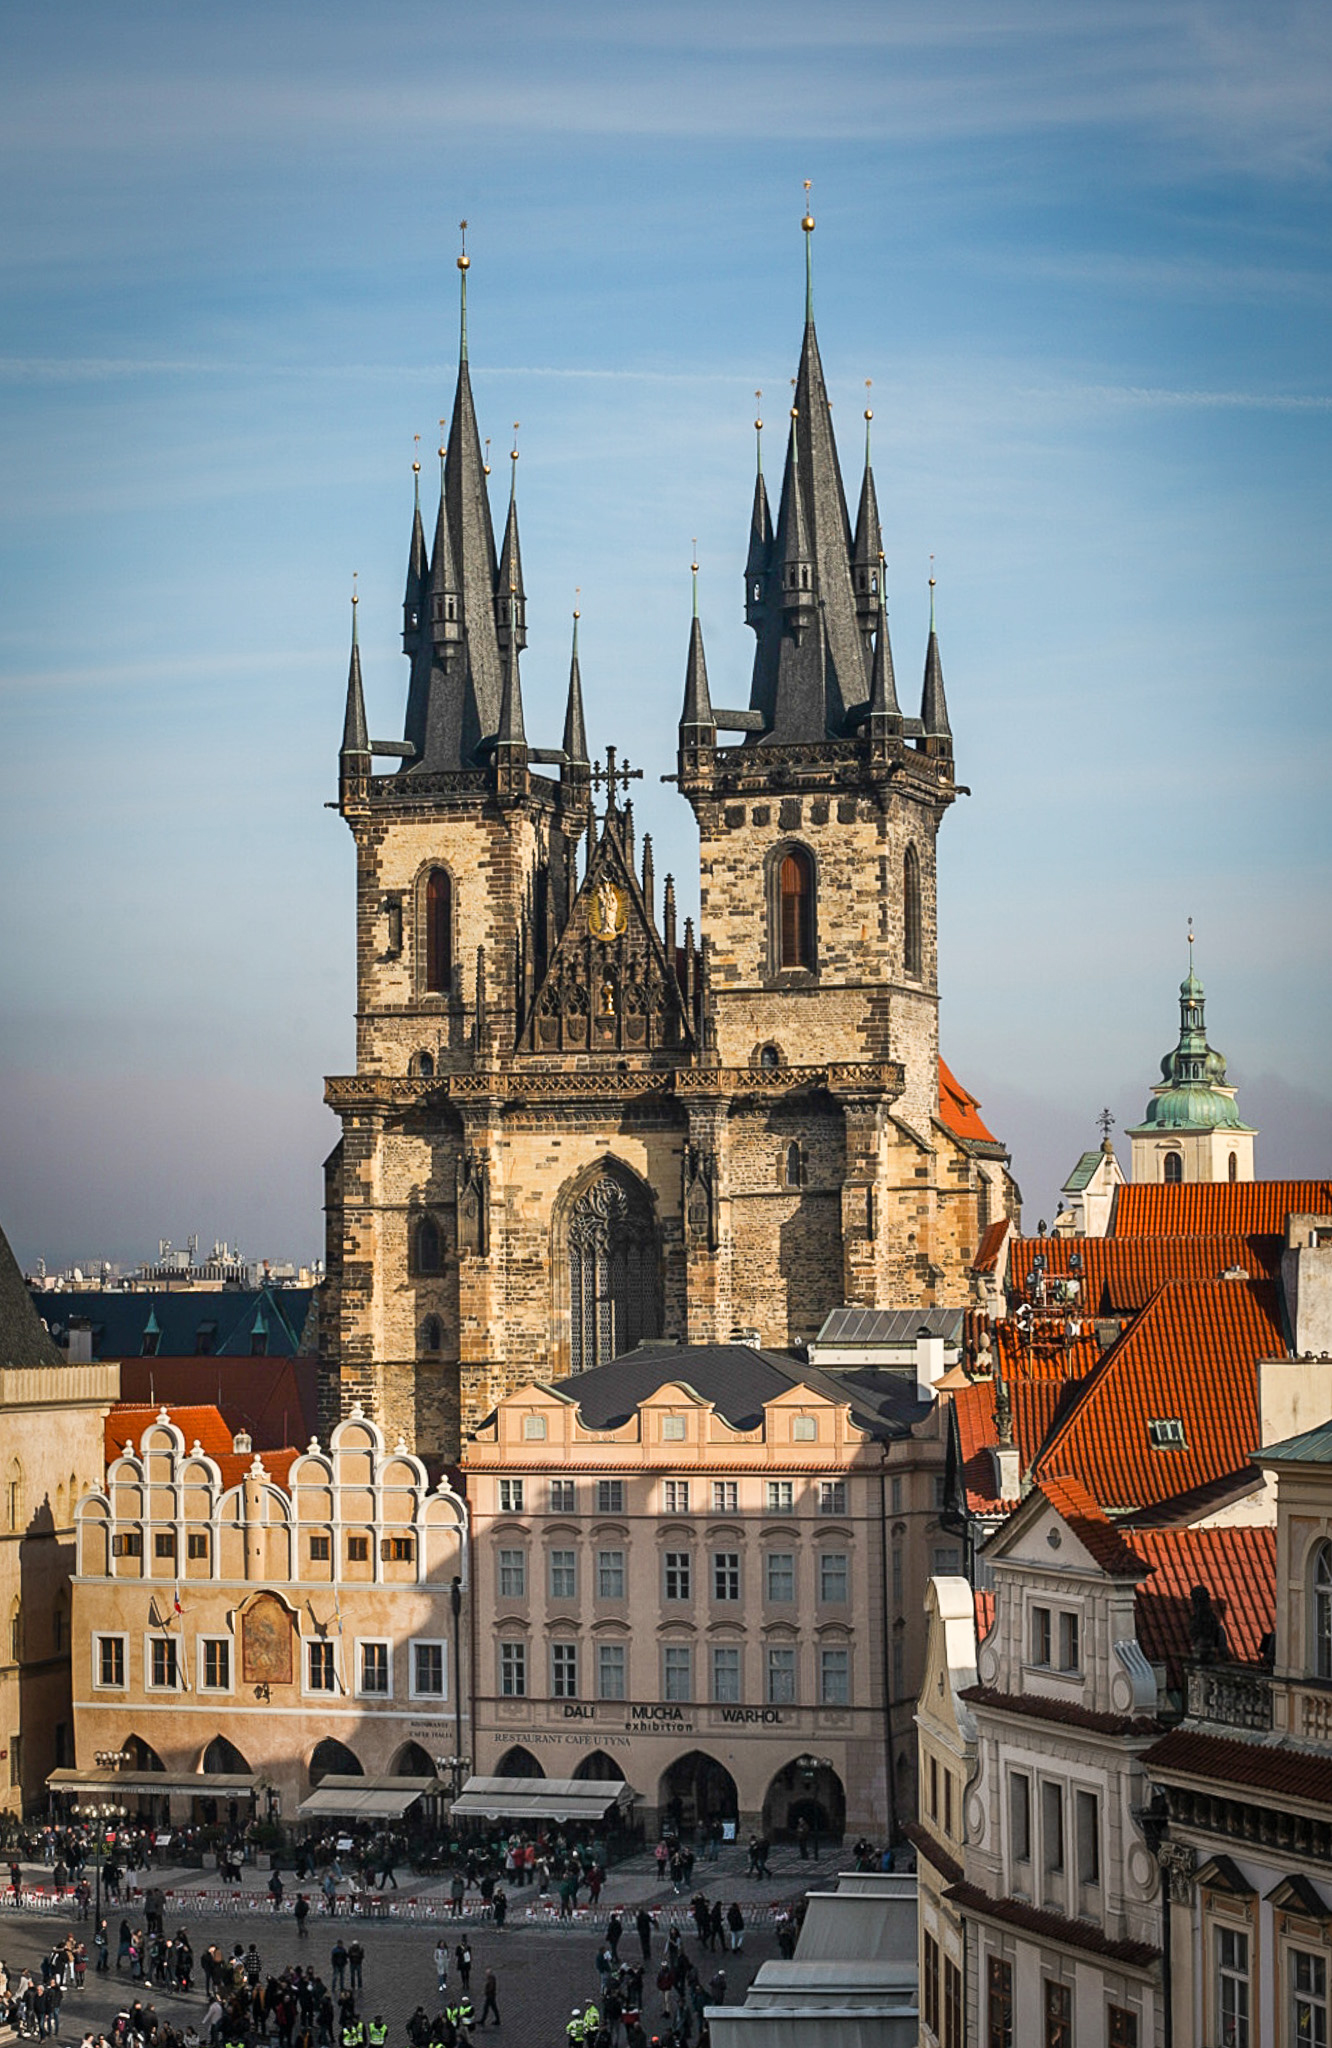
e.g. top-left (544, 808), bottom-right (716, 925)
top-left (1149, 1418), bottom-right (1186, 1450)
top-left (522, 1414), bottom-right (547, 1441)
top-left (661, 1415), bottom-right (686, 1442)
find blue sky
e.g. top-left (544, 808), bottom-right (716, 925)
top-left (2, 0), bottom-right (1329, 1266)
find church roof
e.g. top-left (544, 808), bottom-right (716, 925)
top-left (1110, 1181), bottom-right (1332, 1238)
top-left (548, 1342), bottom-right (926, 1440)
top-left (0, 1220), bottom-right (62, 1369)
top-left (937, 1059), bottom-right (998, 1145)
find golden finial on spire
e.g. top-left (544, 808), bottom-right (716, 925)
top-left (511, 422), bottom-right (520, 462)
top-left (801, 178), bottom-right (814, 234)
top-left (351, 571), bottom-right (358, 607)
top-left (483, 437), bottom-right (491, 477)
top-left (438, 416), bottom-right (447, 461)
top-left (412, 432), bottom-right (421, 476)
top-left (864, 378), bottom-right (873, 423)
top-left (574, 585), bottom-right (581, 621)
top-left (457, 219), bottom-right (470, 272)
top-left (754, 389), bottom-right (763, 431)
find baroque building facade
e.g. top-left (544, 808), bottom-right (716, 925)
top-left (320, 219), bottom-right (1016, 1462)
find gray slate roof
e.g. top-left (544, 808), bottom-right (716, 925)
top-left (1063, 1151), bottom-right (1103, 1194)
top-left (0, 1222), bottom-right (62, 1368)
top-left (814, 1306), bottom-right (966, 1348)
top-left (29, 1286), bottom-right (316, 1360)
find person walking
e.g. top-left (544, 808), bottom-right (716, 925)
top-left (454, 1941), bottom-right (471, 1993)
top-left (347, 1941), bottom-right (364, 1993)
top-left (635, 1908), bottom-right (652, 1964)
top-left (434, 1943), bottom-right (449, 2000)
top-left (269, 1871), bottom-right (285, 1911)
top-left (295, 1895), bottom-right (310, 1940)
top-left (477, 1968), bottom-right (499, 2029)
top-left (330, 1940), bottom-right (348, 1995)
top-left (726, 1903), bottom-right (744, 1954)
top-left (795, 1818), bottom-right (809, 1862)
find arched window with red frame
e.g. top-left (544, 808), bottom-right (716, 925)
top-left (778, 847), bottom-right (815, 971)
top-left (425, 869), bottom-right (453, 993)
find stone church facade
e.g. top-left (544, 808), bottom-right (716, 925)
top-left (321, 222), bottom-right (1017, 1461)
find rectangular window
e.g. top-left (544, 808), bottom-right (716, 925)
top-left (1292, 1950), bottom-right (1327, 2048)
top-left (522, 1413), bottom-right (547, 1440)
top-left (112, 1532), bottom-right (142, 1558)
top-left (500, 1641), bottom-right (527, 1698)
top-left (597, 1480), bottom-right (625, 1515)
top-left (550, 1549), bottom-right (577, 1599)
top-left (944, 1771), bottom-right (954, 1839)
top-left (202, 1639), bottom-right (230, 1690)
top-left (1031, 1606), bottom-right (1052, 1667)
top-left (1042, 1781), bottom-right (1064, 1874)
top-left (596, 1548), bottom-right (625, 1599)
top-left (1217, 1926), bottom-right (1249, 2048)
top-left (711, 1481), bottom-right (738, 1513)
top-left (499, 1479), bottom-right (525, 1513)
top-left (96, 1636), bottom-right (125, 1688)
top-left (923, 1932), bottom-right (940, 2037)
top-left (1059, 1610), bottom-right (1080, 1672)
top-left (930, 1753), bottom-right (940, 1820)
top-left (549, 1479), bottom-right (575, 1513)
top-left (1043, 1980), bottom-right (1072, 2048)
top-left (381, 1535), bottom-right (414, 1562)
top-left (819, 1552), bottom-right (848, 1601)
top-left (1075, 1788), bottom-right (1100, 1885)
top-left (933, 1475), bottom-right (947, 1510)
top-left (154, 1530), bottom-right (176, 1559)
top-left (987, 1956), bottom-right (1014, 2048)
top-left (820, 1648), bottom-right (849, 1705)
top-left (661, 1415), bottom-right (686, 1441)
top-left (1108, 2007), bottom-right (1138, 2048)
top-left (766, 1552), bottom-right (795, 1601)
top-left (309, 1533), bottom-right (330, 1562)
top-left (187, 1532), bottom-right (208, 1561)
top-left (1010, 1772), bottom-right (1031, 1865)
top-left (149, 1637), bottom-right (178, 1689)
top-left (663, 1644), bottom-right (692, 1702)
top-left (8, 1738), bottom-right (20, 1789)
top-left (360, 1641), bottom-right (390, 1695)
top-left (597, 1643), bottom-right (626, 1700)
top-left (944, 1958), bottom-right (963, 2048)
top-left (765, 1481), bottom-right (794, 1514)
top-left (551, 1642), bottom-right (578, 1698)
top-left (713, 1552), bottom-right (740, 1600)
top-left (793, 1414), bottom-right (817, 1442)
top-left (766, 1646), bottom-right (796, 1704)
top-left (413, 1641), bottom-right (445, 1697)
top-left (347, 1535), bottom-right (369, 1562)
top-left (891, 1475), bottom-right (903, 1516)
top-left (932, 1545), bottom-right (961, 1574)
top-left (664, 1551), bottom-right (692, 1600)
top-left (892, 1545), bottom-right (904, 1609)
top-left (818, 1479), bottom-right (846, 1514)
top-left (664, 1480), bottom-right (690, 1513)
top-left (712, 1646), bottom-right (740, 1703)
top-left (498, 1547), bottom-right (526, 1597)
top-left (308, 1640), bottom-right (335, 1692)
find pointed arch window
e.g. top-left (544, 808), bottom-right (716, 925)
top-left (783, 1143), bottom-right (804, 1189)
top-left (1228, 1152), bottom-right (1238, 1183)
top-left (903, 845), bottom-right (922, 981)
top-left (567, 1167), bottom-right (662, 1373)
top-left (1164, 1153), bottom-right (1182, 1185)
top-left (1312, 1541), bottom-right (1332, 1681)
top-left (425, 869), bottom-right (453, 994)
top-left (420, 1315), bottom-right (443, 1355)
top-left (412, 1215), bottom-right (442, 1276)
top-left (778, 847), bottom-right (815, 971)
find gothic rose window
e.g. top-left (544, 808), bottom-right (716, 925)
top-left (568, 1167), bottom-right (661, 1372)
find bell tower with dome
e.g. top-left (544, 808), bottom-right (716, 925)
top-left (1127, 929), bottom-right (1257, 1186)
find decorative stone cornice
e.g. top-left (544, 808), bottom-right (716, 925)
top-left (326, 1058), bottom-right (906, 1115)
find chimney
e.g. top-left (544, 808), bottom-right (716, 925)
top-left (67, 1319), bottom-right (93, 1364)
top-left (914, 1326), bottom-right (945, 1403)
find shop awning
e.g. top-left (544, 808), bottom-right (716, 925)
top-left (47, 1768), bottom-right (259, 1798)
top-left (449, 1775), bottom-right (638, 1822)
top-left (297, 1775), bottom-right (438, 1819)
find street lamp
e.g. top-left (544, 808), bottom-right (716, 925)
top-left (434, 1755), bottom-right (472, 1801)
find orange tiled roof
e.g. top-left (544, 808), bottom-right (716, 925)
top-left (953, 1377), bottom-right (1068, 1515)
top-left (1111, 1181), bottom-right (1332, 1239)
top-left (1009, 1234), bottom-right (1280, 1315)
top-left (1132, 1526), bottom-right (1276, 1686)
top-left (974, 1590), bottom-right (996, 1641)
top-left (107, 1404), bottom-right (299, 1491)
top-left (938, 1059), bottom-right (999, 1145)
top-left (1144, 1727), bottom-right (1332, 1812)
top-left (990, 1316), bottom-right (1105, 1384)
top-left (116, 1356), bottom-right (318, 1449)
top-left (1036, 1475), bottom-right (1148, 1578)
top-left (971, 1219), bottom-right (1010, 1276)
top-left (1030, 1278), bottom-right (1284, 1515)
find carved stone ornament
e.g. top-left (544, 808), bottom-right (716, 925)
top-left (588, 876), bottom-right (628, 942)
top-left (457, 1153), bottom-right (490, 1258)
top-left (241, 1591), bottom-right (294, 1687)
top-left (683, 1145), bottom-right (719, 1251)
top-left (1158, 1840), bottom-right (1196, 1905)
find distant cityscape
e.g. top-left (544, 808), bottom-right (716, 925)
top-left (26, 1236), bottom-right (323, 1294)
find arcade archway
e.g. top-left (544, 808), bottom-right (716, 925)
top-left (392, 1742), bottom-right (435, 1777)
top-left (202, 1734), bottom-right (249, 1775)
top-left (572, 1750), bottom-right (626, 1783)
top-left (761, 1756), bottom-right (846, 1843)
top-left (495, 1745), bottom-right (545, 1780)
top-left (658, 1752), bottom-right (738, 1835)
top-left (309, 1737), bottom-right (363, 1786)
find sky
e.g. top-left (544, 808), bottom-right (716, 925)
top-left (2, 0), bottom-right (1330, 1269)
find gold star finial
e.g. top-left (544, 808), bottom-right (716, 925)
top-left (802, 178), bottom-right (814, 233)
top-left (412, 432), bottom-right (421, 476)
top-left (574, 585), bottom-right (581, 621)
top-left (351, 572), bottom-right (358, 606)
top-left (483, 436), bottom-right (491, 477)
top-left (457, 219), bottom-right (470, 272)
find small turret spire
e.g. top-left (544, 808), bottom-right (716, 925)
top-left (426, 430), bottom-right (463, 652)
top-left (869, 551), bottom-right (902, 733)
top-left (802, 181), bottom-right (815, 326)
top-left (561, 600), bottom-right (589, 769)
top-left (919, 558), bottom-right (952, 757)
top-left (680, 550), bottom-right (715, 737)
top-left (496, 422), bottom-right (527, 654)
top-left (402, 439), bottom-right (428, 655)
top-left (457, 219), bottom-right (470, 363)
top-left (745, 393), bottom-right (773, 634)
top-left (341, 577), bottom-right (369, 762)
top-left (780, 408), bottom-right (816, 620)
top-left (852, 382), bottom-right (883, 634)
top-left (497, 586), bottom-right (526, 746)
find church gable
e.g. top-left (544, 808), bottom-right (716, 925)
top-left (522, 809), bottom-right (692, 1057)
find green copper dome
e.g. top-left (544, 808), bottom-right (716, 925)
top-left (1131, 930), bottom-right (1255, 1138)
top-left (1143, 1083), bottom-right (1248, 1132)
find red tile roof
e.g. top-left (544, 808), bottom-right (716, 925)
top-left (960, 1684), bottom-right (1159, 1739)
top-left (970, 1220), bottom-right (1010, 1276)
top-left (1112, 1181), bottom-right (1332, 1239)
top-left (1036, 1476), bottom-right (1148, 1577)
top-left (1132, 1526), bottom-right (1276, 1685)
top-left (904, 1822), bottom-right (964, 1888)
top-left (117, 1356), bottom-right (318, 1448)
top-left (1009, 1233), bottom-right (1280, 1315)
top-left (990, 1316), bottom-right (1105, 1384)
top-left (952, 1377), bottom-right (1067, 1515)
top-left (108, 1403), bottom-right (299, 1490)
top-left (1144, 1728), bottom-right (1332, 1812)
top-left (938, 1059), bottom-right (999, 1146)
top-left (1030, 1278), bottom-right (1284, 1515)
top-left (974, 1590), bottom-right (996, 1642)
top-left (945, 1879), bottom-right (1161, 1969)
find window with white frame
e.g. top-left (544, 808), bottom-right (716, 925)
top-left (1216, 1925), bottom-right (1250, 2048)
top-left (148, 1636), bottom-right (179, 1690)
top-left (1291, 1949), bottom-right (1327, 2048)
top-left (551, 1642), bottom-right (578, 1698)
top-left (663, 1480), bottom-right (690, 1513)
top-left (1010, 1771), bottom-right (1031, 1867)
top-left (818, 1478), bottom-right (845, 1513)
top-left (713, 1552), bottom-right (740, 1600)
top-left (793, 1415), bottom-right (817, 1443)
top-left (412, 1640), bottom-right (446, 1698)
top-left (1313, 1539), bottom-right (1332, 1680)
top-left (820, 1647), bottom-right (849, 1704)
top-left (498, 1547), bottom-right (526, 1597)
top-left (820, 1552), bottom-right (848, 1602)
top-left (1075, 1788), bottom-right (1099, 1885)
top-left (661, 1414), bottom-right (686, 1441)
top-left (598, 1549), bottom-right (625, 1598)
top-left (664, 1551), bottom-right (691, 1600)
top-left (1031, 1605), bottom-right (1052, 1666)
top-left (550, 1479), bottom-right (575, 1513)
top-left (500, 1640), bottom-right (527, 1697)
top-left (549, 1549), bottom-right (577, 1599)
top-left (597, 1643), bottom-right (626, 1700)
top-left (308, 1640), bottom-right (336, 1692)
top-left (95, 1635), bottom-right (126, 1689)
top-left (766, 1646), bottom-right (796, 1704)
top-left (1058, 1611), bottom-right (1081, 1672)
top-left (359, 1640), bottom-right (390, 1695)
top-left (765, 1552), bottom-right (795, 1601)
top-left (597, 1480), bottom-right (625, 1514)
top-left (200, 1638), bottom-right (231, 1691)
top-left (711, 1645), bottom-right (740, 1702)
top-left (766, 1480), bottom-right (794, 1514)
top-left (522, 1413), bottom-right (547, 1440)
top-left (711, 1481), bottom-right (738, 1513)
top-left (663, 1644), bottom-right (692, 1702)
top-left (498, 1479), bottom-right (525, 1513)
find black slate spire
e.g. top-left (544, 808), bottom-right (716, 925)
top-left (497, 592), bottom-right (526, 746)
top-left (851, 401), bottom-right (884, 637)
top-left (341, 586), bottom-right (369, 758)
top-left (744, 401), bottom-right (773, 633)
top-left (868, 556), bottom-right (902, 736)
top-left (920, 571), bottom-right (952, 758)
top-left (495, 429), bottom-right (527, 655)
top-left (680, 558), bottom-right (716, 740)
top-left (561, 607), bottom-right (589, 768)
top-left (401, 451), bottom-right (427, 656)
